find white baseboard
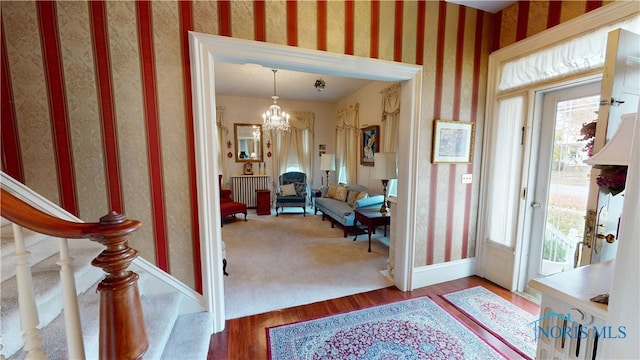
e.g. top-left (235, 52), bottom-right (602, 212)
top-left (411, 258), bottom-right (477, 290)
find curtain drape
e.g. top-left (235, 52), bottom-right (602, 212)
top-left (290, 112), bottom-right (314, 176)
top-left (269, 112), bottom-right (314, 189)
top-left (336, 104), bottom-right (359, 185)
top-left (486, 96), bottom-right (525, 248)
top-left (216, 106), bottom-right (227, 178)
top-left (381, 83), bottom-right (401, 152)
top-left (499, 15), bottom-right (639, 91)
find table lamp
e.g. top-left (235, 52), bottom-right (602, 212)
top-left (373, 152), bottom-right (397, 216)
top-left (320, 153), bottom-right (336, 186)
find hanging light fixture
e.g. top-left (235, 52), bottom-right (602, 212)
top-left (262, 69), bottom-right (290, 133)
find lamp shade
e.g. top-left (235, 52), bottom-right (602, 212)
top-left (373, 152), bottom-right (397, 180)
top-left (320, 153), bottom-right (336, 171)
top-left (585, 116), bottom-right (635, 166)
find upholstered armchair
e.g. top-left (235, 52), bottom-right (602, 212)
top-left (275, 171), bottom-right (307, 216)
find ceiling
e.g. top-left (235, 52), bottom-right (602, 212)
top-left (214, 1), bottom-right (515, 104)
top-left (214, 62), bottom-right (375, 104)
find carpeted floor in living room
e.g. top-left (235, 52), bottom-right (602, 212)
top-left (221, 206), bottom-right (393, 319)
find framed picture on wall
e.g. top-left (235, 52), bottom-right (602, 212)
top-left (432, 120), bottom-right (474, 164)
top-left (361, 125), bottom-right (379, 166)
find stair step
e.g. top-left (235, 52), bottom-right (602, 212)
top-left (1, 227), bottom-right (56, 283)
top-left (8, 286), bottom-right (186, 360)
top-left (161, 312), bottom-right (213, 360)
top-left (8, 281), bottom-right (101, 360)
top-left (83, 287), bottom-right (184, 360)
top-left (141, 292), bottom-right (183, 360)
top-left (1, 246), bottom-right (103, 357)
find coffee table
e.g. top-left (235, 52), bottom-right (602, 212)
top-left (353, 209), bottom-right (390, 252)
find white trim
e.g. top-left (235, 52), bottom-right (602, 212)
top-left (188, 32), bottom-right (423, 332)
top-left (412, 258), bottom-right (477, 289)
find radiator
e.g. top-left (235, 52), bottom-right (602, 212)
top-left (231, 175), bottom-right (270, 208)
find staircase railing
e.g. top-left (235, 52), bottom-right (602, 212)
top-left (1, 188), bottom-right (149, 360)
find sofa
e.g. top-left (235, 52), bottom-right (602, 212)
top-left (314, 184), bottom-right (384, 237)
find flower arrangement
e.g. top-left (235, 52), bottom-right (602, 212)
top-left (596, 166), bottom-right (627, 196)
top-left (579, 120), bottom-right (597, 157)
top-left (580, 120), bottom-right (627, 196)
top-left (314, 78), bottom-right (326, 91)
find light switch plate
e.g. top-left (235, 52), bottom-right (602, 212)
top-left (461, 174), bottom-right (472, 184)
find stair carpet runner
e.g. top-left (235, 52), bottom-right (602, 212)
top-left (1, 218), bottom-right (211, 359)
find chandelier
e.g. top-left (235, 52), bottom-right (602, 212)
top-left (262, 69), bottom-right (290, 133)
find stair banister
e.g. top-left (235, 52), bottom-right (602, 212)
top-left (12, 223), bottom-right (47, 359)
top-left (0, 189), bottom-right (149, 360)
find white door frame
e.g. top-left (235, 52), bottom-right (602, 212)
top-left (189, 33), bottom-right (423, 332)
top-left (477, 1), bottom-right (636, 290)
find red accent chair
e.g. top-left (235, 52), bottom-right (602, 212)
top-left (219, 175), bottom-right (247, 226)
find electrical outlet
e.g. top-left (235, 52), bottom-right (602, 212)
top-left (461, 174), bottom-right (472, 184)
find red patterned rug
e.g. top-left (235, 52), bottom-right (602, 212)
top-left (441, 286), bottom-right (538, 359)
top-left (267, 296), bottom-right (507, 359)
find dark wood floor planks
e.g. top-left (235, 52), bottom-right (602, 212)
top-left (208, 276), bottom-right (540, 359)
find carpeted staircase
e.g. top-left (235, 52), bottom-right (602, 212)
top-left (1, 215), bottom-right (212, 359)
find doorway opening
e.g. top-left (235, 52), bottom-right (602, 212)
top-left (190, 33), bottom-right (422, 332)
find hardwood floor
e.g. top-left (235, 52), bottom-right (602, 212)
top-left (208, 276), bottom-right (540, 359)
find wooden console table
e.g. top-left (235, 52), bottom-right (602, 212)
top-left (255, 189), bottom-right (271, 215)
top-left (353, 209), bottom-right (390, 252)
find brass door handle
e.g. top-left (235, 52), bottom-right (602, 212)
top-left (596, 233), bottom-right (616, 243)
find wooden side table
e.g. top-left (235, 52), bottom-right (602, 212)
top-left (353, 209), bottom-right (390, 252)
top-left (256, 189), bottom-right (271, 215)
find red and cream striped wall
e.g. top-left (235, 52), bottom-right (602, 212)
top-left (0, 0), bottom-right (604, 291)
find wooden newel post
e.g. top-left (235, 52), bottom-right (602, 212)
top-left (91, 212), bottom-right (148, 360)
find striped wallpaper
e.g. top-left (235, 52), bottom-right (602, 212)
top-left (0, 0), bottom-right (603, 292)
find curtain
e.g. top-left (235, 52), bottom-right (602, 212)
top-left (499, 15), bottom-right (639, 91)
top-left (290, 112), bottom-right (314, 176)
top-left (269, 112), bottom-right (314, 187)
top-left (216, 106), bottom-right (228, 178)
top-left (336, 104), bottom-right (359, 184)
top-left (486, 96), bottom-right (525, 248)
top-left (380, 83), bottom-right (401, 152)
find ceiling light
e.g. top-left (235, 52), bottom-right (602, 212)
top-left (262, 69), bottom-right (290, 133)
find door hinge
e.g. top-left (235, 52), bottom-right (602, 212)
top-left (600, 98), bottom-right (625, 107)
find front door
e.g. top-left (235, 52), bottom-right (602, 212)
top-left (526, 82), bottom-right (601, 282)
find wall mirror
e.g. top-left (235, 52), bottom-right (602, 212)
top-left (234, 123), bottom-right (263, 162)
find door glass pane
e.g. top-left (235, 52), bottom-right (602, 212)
top-left (541, 95), bottom-right (600, 276)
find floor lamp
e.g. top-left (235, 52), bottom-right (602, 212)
top-left (320, 153), bottom-right (336, 186)
top-left (373, 152), bottom-right (397, 216)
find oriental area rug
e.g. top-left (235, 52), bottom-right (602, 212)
top-left (441, 286), bottom-right (538, 359)
top-left (267, 296), bottom-right (507, 359)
